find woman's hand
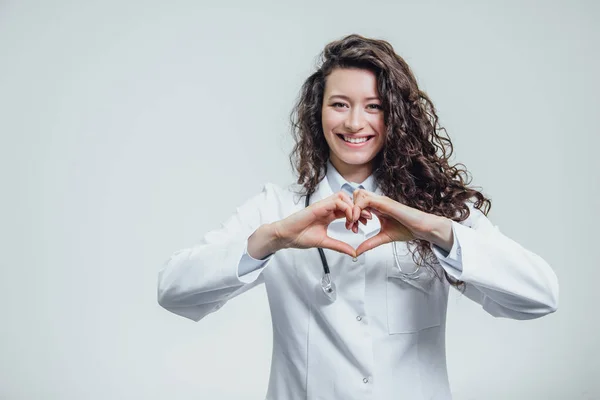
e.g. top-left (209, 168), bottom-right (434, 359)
top-left (349, 189), bottom-right (439, 257)
top-left (273, 191), bottom-right (371, 258)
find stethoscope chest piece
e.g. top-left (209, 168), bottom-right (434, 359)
top-left (320, 272), bottom-right (337, 302)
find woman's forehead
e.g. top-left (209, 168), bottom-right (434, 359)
top-left (324, 68), bottom-right (380, 99)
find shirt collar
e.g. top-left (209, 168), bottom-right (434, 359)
top-left (326, 159), bottom-right (378, 197)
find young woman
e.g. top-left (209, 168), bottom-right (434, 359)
top-left (157, 34), bottom-right (559, 400)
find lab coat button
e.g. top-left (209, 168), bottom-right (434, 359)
top-left (363, 377), bottom-right (369, 383)
top-left (352, 257), bottom-right (358, 262)
top-left (356, 315), bottom-right (362, 321)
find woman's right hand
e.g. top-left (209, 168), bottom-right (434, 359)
top-left (272, 191), bottom-right (372, 257)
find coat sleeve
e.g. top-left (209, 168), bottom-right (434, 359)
top-left (432, 203), bottom-right (559, 320)
top-left (157, 182), bottom-right (280, 322)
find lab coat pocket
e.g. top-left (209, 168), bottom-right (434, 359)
top-left (385, 257), bottom-right (442, 334)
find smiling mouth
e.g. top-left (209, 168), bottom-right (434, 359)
top-left (336, 134), bottom-right (375, 144)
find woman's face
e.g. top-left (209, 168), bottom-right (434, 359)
top-left (321, 67), bottom-right (386, 179)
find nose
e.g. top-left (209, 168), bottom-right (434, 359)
top-left (344, 108), bottom-right (365, 132)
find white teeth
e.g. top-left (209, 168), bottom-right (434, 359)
top-left (343, 136), bottom-right (369, 144)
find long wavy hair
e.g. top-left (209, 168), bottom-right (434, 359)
top-left (288, 34), bottom-right (492, 290)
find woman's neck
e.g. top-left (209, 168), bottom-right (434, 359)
top-left (329, 157), bottom-right (372, 184)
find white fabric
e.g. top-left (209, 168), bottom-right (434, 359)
top-left (157, 162), bottom-right (559, 400)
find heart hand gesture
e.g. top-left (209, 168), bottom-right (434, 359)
top-left (272, 191), bottom-right (371, 257)
top-left (348, 189), bottom-right (435, 257)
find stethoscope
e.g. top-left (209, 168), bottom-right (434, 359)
top-left (305, 192), bottom-right (422, 302)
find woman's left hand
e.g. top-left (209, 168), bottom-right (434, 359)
top-left (348, 188), bottom-right (441, 257)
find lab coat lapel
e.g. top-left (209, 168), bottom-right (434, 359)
top-left (306, 174), bottom-right (333, 206)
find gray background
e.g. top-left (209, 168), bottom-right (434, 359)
top-left (1, 0), bottom-right (598, 399)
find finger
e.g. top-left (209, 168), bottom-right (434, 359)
top-left (355, 233), bottom-right (392, 257)
top-left (332, 209), bottom-right (348, 222)
top-left (352, 204), bottom-right (361, 223)
top-left (346, 219), bottom-right (353, 230)
top-left (336, 191), bottom-right (354, 225)
top-left (317, 196), bottom-right (345, 219)
top-left (334, 198), bottom-right (354, 222)
top-left (354, 194), bottom-right (381, 219)
top-left (337, 191), bottom-right (354, 207)
top-left (361, 209), bottom-right (372, 220)
top-left (320, 236), bottom-right (356, 258)
top-left (348, 219), bottom-right (365, 229)
top-left (330, 198), bottom-right (352, 223)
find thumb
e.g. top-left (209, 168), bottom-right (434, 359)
top-left (319, 236), bottom-right (357, 258)
top-left (355, 233), bottom-right (391, 257)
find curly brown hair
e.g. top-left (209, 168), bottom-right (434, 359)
top-left (288, 33), bottom-right (492, 289)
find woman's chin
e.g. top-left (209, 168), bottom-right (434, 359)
top-left (337, 154), bottom-right (376, 167)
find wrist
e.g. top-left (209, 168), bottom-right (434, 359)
top-left (426, 216), bottom-right (454, 253)
top-left (247, 223), bottom-right (284, 260)
top-left (269, 221), bottom-right (290, 251)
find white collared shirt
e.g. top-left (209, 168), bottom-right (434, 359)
top-left (158, 167), bottom-right (558, 399)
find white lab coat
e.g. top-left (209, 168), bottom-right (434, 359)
top-left (157, 174), bottom-right (559, 400)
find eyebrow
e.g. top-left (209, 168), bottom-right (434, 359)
top-left (328, 94), bottom-right (381, 101)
